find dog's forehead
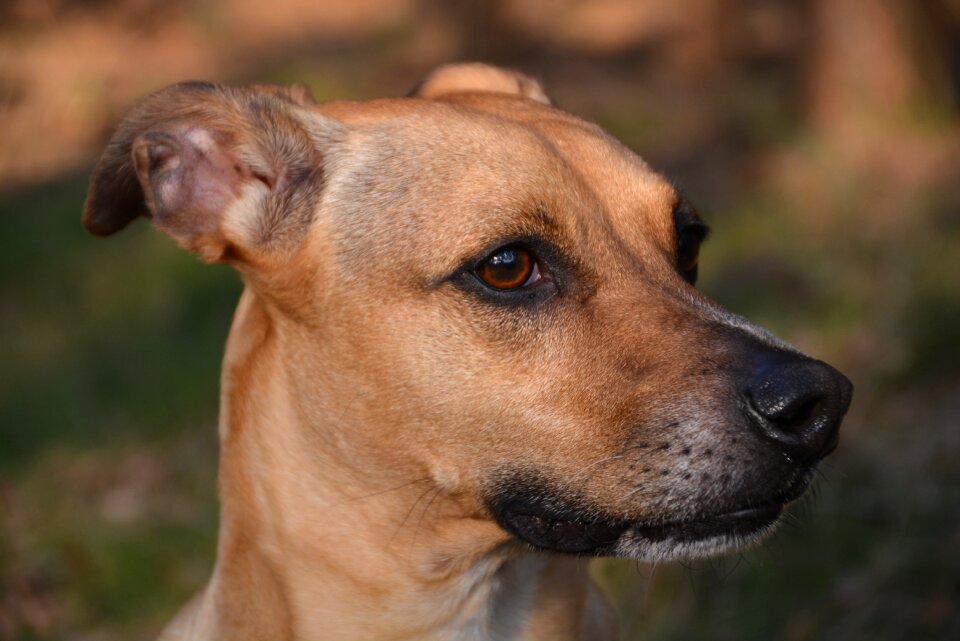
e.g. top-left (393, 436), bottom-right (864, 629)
top-left (314, 96), bottom-right (679, 282)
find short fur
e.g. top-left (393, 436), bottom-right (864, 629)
top-left (83, 64), bottom-right (849, 641)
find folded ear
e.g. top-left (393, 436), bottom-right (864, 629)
top-left (412, 63), bottom-right (551, 105)
top-left (82, 81), bottom-right (343, 263)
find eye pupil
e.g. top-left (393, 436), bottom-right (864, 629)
top-left (678, 233), bottom-right (699, 271)
top-left (478, 246), bottom-right (537, 290)
top-left (677, 227), bottom-right (705, 285)
top-left (673, 199), bottom-right (709, 286)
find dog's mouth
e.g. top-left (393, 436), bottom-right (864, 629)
top-left (492, 472), bottom-right (813, 558)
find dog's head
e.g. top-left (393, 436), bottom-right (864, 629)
top-left (83, 64), bottom-right (852, 562)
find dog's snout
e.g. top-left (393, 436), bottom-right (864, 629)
top-left (741, 352), bottom-right (853, 463)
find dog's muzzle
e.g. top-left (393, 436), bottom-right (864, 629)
top-left (489, 340), bottom-right (853, 558)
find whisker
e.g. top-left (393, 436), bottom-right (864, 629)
top-left (814, 465), bottom-right (832, 484)
top-left (412, 487), bottom-right (444, 545)
top-left (684, 561), bottom-right (700, 599)
top-left (580, 442), bottom-right (654, 483)
top-left (620, 484), bottom-right (647, 502)
top-left (717, 553), bottom-right (744, 585)
top-left (392, 485), bottom-right (436, 541)
top-left (346, 476), bottom-right (432, 502)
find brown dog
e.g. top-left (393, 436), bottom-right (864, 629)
top-left (82, 63), bottom-right (852, 641)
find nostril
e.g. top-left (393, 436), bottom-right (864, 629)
top-left (757, 393), bottom-right (823, 429)
top-left (788, 397), bottom-right (821, 427)
top-left (741, 355), bottom-right (846, 460)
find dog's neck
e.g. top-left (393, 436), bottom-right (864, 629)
top-left (171, 289), bottom-right (611, 641)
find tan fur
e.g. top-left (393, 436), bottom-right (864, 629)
top-left (414, 62), bottom-right (551, 105)
top-left (82, 64), bottom-right (839, 641)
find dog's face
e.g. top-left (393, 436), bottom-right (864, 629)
top-left (83, 65), bottom-right (852, 563)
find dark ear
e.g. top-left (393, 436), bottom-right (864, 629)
top-left (82, 81), bottom-right (342, 263)
top-left (412, 63), bottom-right (551, 105)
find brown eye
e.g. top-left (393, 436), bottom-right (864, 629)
top-left (477, 246), bottom-right (540, 290)
top-left (677, 229), bottom-right (701, 277)
top-left (673, 197), bottom-right (709, 286)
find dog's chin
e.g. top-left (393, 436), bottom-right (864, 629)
top-left (610, 504), bottom-right (783, 562)
top-left (492, 472), bottom-right (813, 562)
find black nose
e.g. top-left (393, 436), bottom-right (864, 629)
top-left (741, 351), bottom-right (853, 462)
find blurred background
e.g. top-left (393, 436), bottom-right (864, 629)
top-left (1, 0), bottom-right (958, 639)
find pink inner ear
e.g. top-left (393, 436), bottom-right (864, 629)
top-left (132, 126), bottom-right (251, 243)
top-left (143, 140), bottom-right (180, 173)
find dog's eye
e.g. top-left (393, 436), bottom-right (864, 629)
top-left (673, 197), bottom-right (709, 285)
top-left (476, 246), bottom-right (542, 290)
top-left (677, 227), bottom-right (704, 284)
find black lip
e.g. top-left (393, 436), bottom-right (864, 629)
top-left (493, 473), bottom-right (813, 555)
top-left (630, 502), bottom-right (783, 542)
top-left (497, 501), bottom-right (784, 554)
top-left (496, 501), bottom-right (629, 554)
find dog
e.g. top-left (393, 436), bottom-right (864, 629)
top-left (82, 63), bottom-right (852, 641)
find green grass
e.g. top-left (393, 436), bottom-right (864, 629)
top-left (0, 176), bottom-right (228, 640)
top-left (0, 176), bottom-right (241, 471)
